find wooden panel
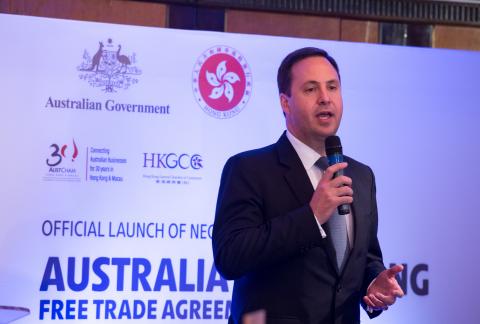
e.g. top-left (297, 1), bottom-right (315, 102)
top-left (433, 25), bottom-right (480, 51)
top-left (0, 0), bottom-right (167, 27)
top-left (340, 19), bottom-right (378, 43)
top-left (226, 9), bottom-right (340, 40)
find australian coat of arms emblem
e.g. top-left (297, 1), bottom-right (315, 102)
top-left (77, 38), bottom-right (141, 92)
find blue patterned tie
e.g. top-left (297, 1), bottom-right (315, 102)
top-left (316, 157), bottom-right (349, 270)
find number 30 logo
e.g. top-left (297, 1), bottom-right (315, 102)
top-left (46, 140), bottom-right (79, 167)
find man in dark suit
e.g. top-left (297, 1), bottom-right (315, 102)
top-left (212, 47), bottom-right (404, 324)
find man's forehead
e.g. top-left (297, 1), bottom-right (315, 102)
top-left (291, 57), bottom-right (339, 82)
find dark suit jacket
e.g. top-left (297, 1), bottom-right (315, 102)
top-left (213, 132), bottom-right (386, 324)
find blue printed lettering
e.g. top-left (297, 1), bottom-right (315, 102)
top-left (67, 257), bottom-right (89, 291)
top-left (207, 264), bottom-right (229, 292)
top-left (154, 259), bottom-right (176, 291)
top-left (40, 257), bottom-right (65, 291)
top-left (132, 258), bottom-right (152, 291)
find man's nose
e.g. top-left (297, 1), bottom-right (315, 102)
top-left (316, 86), bottom-right (331, 104)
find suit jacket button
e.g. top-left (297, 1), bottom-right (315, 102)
top-left (336, 285), bottom-right (342, 293)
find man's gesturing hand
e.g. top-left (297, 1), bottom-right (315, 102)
top-left (309, 162), bottom-right (353, 225)
top-left (364, 264), bottom-right (405, 312)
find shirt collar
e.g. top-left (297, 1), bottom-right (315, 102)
top-left (286, 130), bottom-right (322, 171)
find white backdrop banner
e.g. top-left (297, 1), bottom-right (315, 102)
top-left (0, 13), bottom-right (479, 324)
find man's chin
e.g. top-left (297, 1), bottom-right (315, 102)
top-left (314, 130), bottom-right (338, 140)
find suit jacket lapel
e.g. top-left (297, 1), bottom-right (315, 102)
top-left (275, 132), bottom-right (339, 275)
top-left (345, 164), bottom-right (359, 247)
top-left (341, 162), bottom-right (363, 275)
top-left (276, 133), bottom-right (314, 206)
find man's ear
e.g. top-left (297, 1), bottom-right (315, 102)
top-left (280, 93), bottom-right (290, 116)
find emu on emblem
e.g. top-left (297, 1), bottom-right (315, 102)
top-left (77, 38), bottom-right (142, 92)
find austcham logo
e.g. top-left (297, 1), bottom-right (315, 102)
top-left (43, 139), bottom-right (81, 182)
top-left (46, 140), bottom-right (79, 167)
top-left (192, 45), bottom-right (252, 119)
top-left (77, 38), bottom-right (141, 92)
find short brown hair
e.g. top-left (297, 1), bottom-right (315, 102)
top-left (277, 47), bottom-right (340, 96)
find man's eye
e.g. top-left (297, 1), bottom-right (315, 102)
top-left (328, 84), bottom-right (338, 91)
top-left (305, 87), bottom-right (316, 93)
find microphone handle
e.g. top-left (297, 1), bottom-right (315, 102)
top-left (327, 153), bottom-right (350, 215)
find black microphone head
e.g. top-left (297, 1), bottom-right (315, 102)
top-left (325, 135), bottom-right (343, 156)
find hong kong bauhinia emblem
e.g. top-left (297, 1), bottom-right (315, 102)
top-left (77, 38), bottom-right (141, 92)
top-left (193, 45), bottom-right (252, 119)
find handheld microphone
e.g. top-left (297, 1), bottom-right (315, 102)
top-left (325, 135), bottom-right (350, 215)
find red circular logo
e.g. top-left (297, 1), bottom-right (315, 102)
top-left (193, 46), bottom-right (252, 119)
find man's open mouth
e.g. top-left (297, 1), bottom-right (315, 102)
top-left (317, 111), bottom-right (333, 119)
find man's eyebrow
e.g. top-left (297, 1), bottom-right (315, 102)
top-left (326, 79), bottom-right (340, 84)
top-left (302, 79), bottom-right (339, 86)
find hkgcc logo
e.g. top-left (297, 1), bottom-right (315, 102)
top-left (77, 38), bottom-right (141, 92)
top-left (192, 45), bottom-right (252, 119)
top-left (143, 153), bottom-right (203, 170)
top-left (43, 139), bottom-right (81, 182)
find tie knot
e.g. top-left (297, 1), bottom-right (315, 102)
top-left (315, 156), bottom-right (329, 171)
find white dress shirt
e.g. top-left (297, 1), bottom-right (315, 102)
top-left (286, 130), bottom-right (354, 246)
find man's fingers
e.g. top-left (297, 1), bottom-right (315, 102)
top-left (364, 296), bottom-right (389, 312)
top-left (386, 264), bottom-right (404, 278)
top-left (374, 292), bottom-right (395, 306)
top-left (363, 295), bottom-right (374, 307)
top-left (323, 162), bottom-right (348, 180)
top-left (335, 185), bottom-right (353, 197)
top-left (336, 195), bottom-right (353, 206)
top-left (368, 294), bottom-right (386, 308)
top-left (330, 176), bottom-right (352, 188)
